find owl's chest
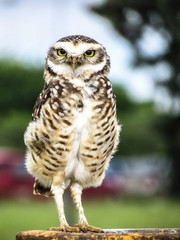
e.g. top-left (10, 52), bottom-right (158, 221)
top-left (44, 79), bottom-right (109, 146)
top-left (45, 82), bottom-right (95, 137)
top-left (68, 87), bottom-right (94, 137)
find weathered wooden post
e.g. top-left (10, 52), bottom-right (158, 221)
top-left (16, 228), bottom-right (180, 240)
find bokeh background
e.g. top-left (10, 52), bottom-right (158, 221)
top-left (0, 0), bottom-right (180, 239)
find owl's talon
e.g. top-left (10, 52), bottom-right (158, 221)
top-left (73, 224), bottom-right (102, 233)
top-left (80, 228), bottom-right (87, 233)
top-left (48, 227), bottom-right (63, 231)
top-left (48, 225), bottom-right (79, 232)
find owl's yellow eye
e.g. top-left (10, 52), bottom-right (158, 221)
top-left (84, 50), bottom-right (95, 57)
top-left (57, 48), bottom-right (67, 56)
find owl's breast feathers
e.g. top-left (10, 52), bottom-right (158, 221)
top-left (32, 75), bottom-right (116, 122)
top-left (25, 75), bottom-right (119, 187)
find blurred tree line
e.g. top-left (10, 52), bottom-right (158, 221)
top-left (92, 0), bottom-right (180, 195)
top-left (0, 61), bottom-right (43, 147)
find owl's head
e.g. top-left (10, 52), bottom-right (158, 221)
top-left (45, 35), bottom-right (110, 81)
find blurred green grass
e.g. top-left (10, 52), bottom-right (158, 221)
top-left (0, 197), bottom-right (180, 240)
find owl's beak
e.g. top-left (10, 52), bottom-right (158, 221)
top-left (72, 57), bottom-right (76, 72)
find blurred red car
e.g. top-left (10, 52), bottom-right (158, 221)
top-left (0, 148), bottom-right (34, 197)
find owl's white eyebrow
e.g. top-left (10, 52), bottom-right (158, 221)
top-left (54, 42), bottom-right (98, 55)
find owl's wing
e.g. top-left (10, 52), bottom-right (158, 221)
top-left (32, 82), bottom-right (51, 121)
top-left (32, 80), bottom-right (65, 121)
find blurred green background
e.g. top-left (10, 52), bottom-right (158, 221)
top-left (1, 198), bottom-right (180, 239)
top-left (0, 0), bottom-right (180, 239)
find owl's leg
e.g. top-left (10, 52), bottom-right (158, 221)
top-left (49, 182), bottom-right (79, 232)
top-left (70, 182), bottom-right (103, 233)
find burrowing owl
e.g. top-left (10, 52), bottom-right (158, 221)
top-left (24, 35), bottom-right (120, 233)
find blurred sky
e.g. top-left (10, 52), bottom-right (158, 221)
top-left (0, 0), bottom-right (169, 103)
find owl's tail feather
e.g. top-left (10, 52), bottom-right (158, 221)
top-left (33, 180), bottom-right (54, 197)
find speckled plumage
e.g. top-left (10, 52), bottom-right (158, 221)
top-left (24, 35), bottom-right (120, 232)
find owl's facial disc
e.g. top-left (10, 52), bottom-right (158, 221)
top-left (46, 38), bottom-right (110, 78)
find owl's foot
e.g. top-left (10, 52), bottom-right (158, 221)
top-left (49, 225), bottom-right (79, 232)
top-left (73, 223), bottom-right (103, 233)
